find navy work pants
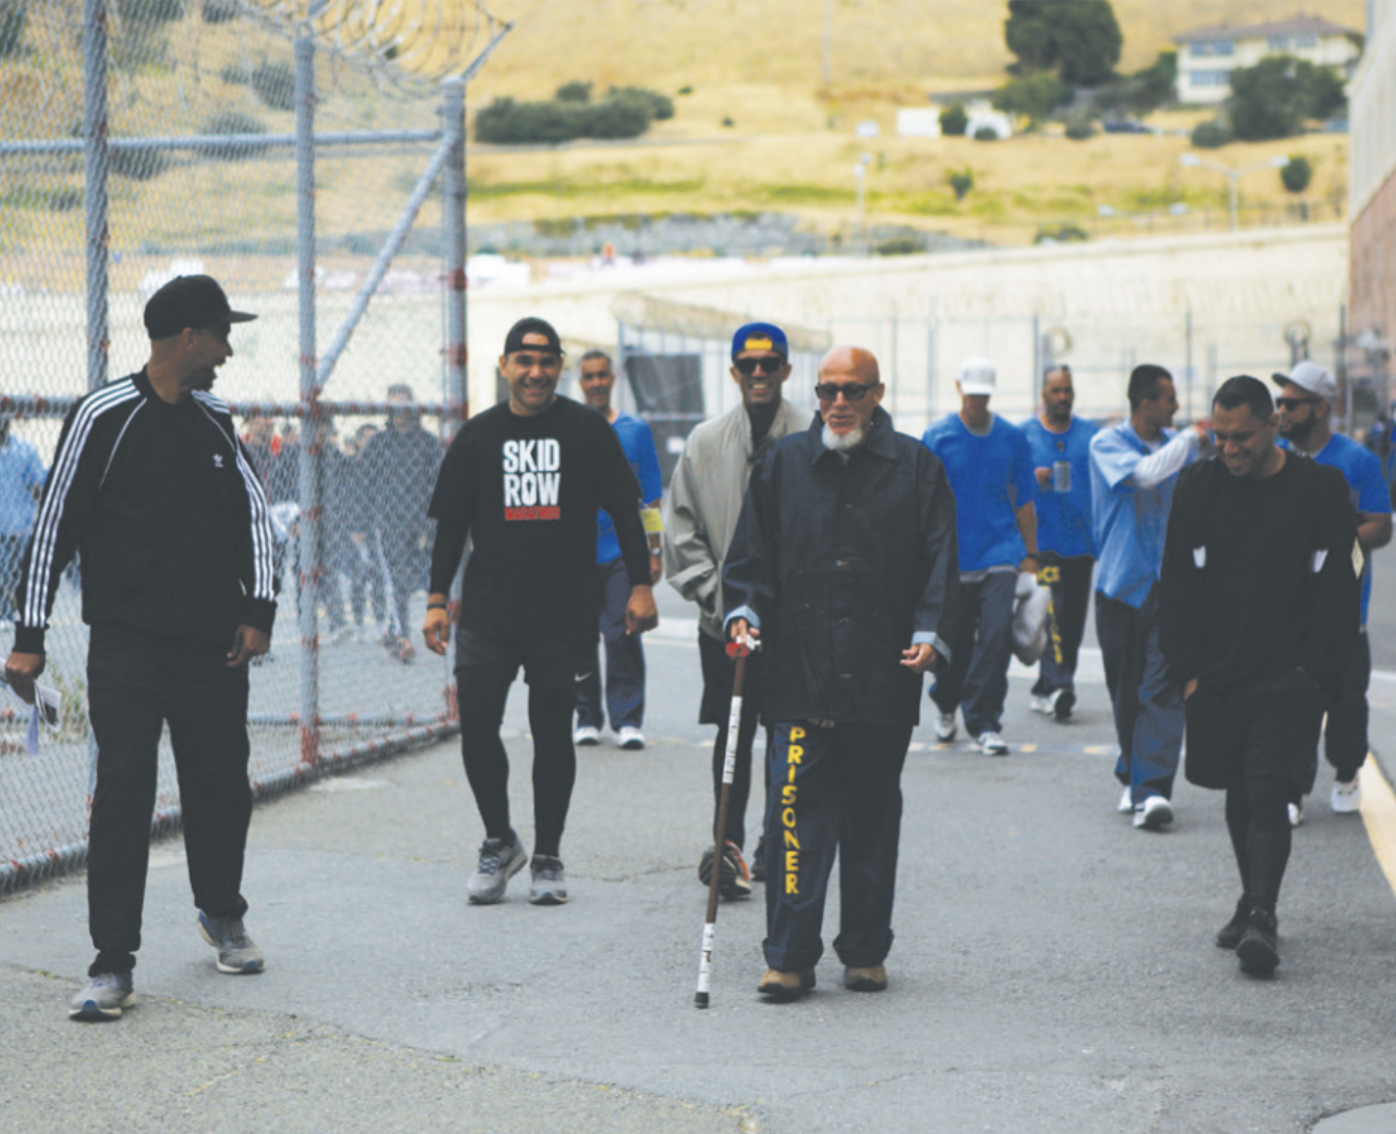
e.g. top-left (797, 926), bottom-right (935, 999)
top-left (930, 570), bottom-right (1016, 737)
top-left (1033, 553), bottom-right (1095, 697)
top-left (575, 557), bottom-right (645, 732)
top-left (1095, 585), bottom-right (1184, 805)
top-left (762, 720), bottom-right (913, 973)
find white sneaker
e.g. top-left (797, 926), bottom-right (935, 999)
top-left (977, 731), bottom-right (1009, 756)
top-left (617, 726), bottom-right (645, 750)
top-left (1287, 802), bottom-right (1303, 828)
top-left (1117, 786), bottom-right (1134, 814)
top-left (1331, 778), bottom-right (1362, 814)
top-left (1132, 794), bottom-right (1174, 830)
top-left (1030, 694), bottom-right (1055, 715)
top-left (573, 725), bottom-right (601, 746)
top-left (933, 713), bottom-right (957, 742)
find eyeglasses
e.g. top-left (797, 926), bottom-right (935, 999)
top-left (815, 382), bottom-right (878, 403)
top-left (1276, 396), bottom-right (1319, 411)
top-left (511, 352), bottom-right (561, 369)
top-left (733, 356), bottom-right (785, 376)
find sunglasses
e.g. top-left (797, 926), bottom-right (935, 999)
top-left (814, 382), bottom-right (878, 403)
top-left (1276, 396), bottom-right (1319, 410)
top-left (733, 356), bottom-right (785, 376)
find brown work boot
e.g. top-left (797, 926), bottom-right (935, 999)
top-left (844, 964), bottom-right (888, 992)
top-left (757, 968), bottom-right (815, 1002)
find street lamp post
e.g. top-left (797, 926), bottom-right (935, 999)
top-left (1179, 152), bottom-right (1290, 232)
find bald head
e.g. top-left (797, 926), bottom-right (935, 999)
top-left (815, 344), bottom-right (884, 440)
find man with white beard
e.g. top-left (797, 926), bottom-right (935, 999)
top-left (723, 346), bottom-right (960, 1001)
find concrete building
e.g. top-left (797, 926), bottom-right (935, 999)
top-left (1173, 14), bottom-right (1363, 105)
top-left (1349, 0), bottom-right (1396, 399)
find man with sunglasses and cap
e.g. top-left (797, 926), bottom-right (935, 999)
top-left (723, 345), bottom-right (958, 1000)
top-left (921, 357), bottom-right (1040, 757)
top-left (1274, 360), bottom-right (1391, 823)
top-left (5, 274), bottom-right (278, 1020)
top-left (666, 322), bottom-right (810, 899)
top-left (424, 317), bottom-right (656, 907)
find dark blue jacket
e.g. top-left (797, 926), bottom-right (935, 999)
top-left (722, 406), bottom-right (959, 726)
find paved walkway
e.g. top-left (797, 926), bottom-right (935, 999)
top-left (3, 589), bottom-right (1395, 1133)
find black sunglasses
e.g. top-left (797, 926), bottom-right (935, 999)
top-left (814, 382), bottom-right (878, 403)
top-left (1276, 396), bottom-right (1319, 410)
top-left (733, 357), bottom-right (785, 376)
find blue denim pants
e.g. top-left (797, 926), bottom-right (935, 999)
top-left (929, 570), bottom-right (1016, 736)
top-left (575, 557), bottom-right (645, 732)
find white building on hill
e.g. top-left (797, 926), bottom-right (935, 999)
top-left (1173, 14), bottom-right (1363, 104)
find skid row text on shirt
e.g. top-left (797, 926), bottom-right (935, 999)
top-left (502, 438), bottom-right (562, 520)
top-left (780, 725), bottom-right (805, 896)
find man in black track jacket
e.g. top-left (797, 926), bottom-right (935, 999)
top-left (5, 275), bottom-right (278, 1021)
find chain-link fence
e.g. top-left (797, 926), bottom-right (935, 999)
top-left (0, 0), bottom-right (508, 891)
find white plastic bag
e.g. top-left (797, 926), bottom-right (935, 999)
top-left (1011, 571), bottom-right (1051, 667)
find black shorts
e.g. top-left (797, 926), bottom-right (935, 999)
top-left (455, 628), bottom-right (588, 691)
top-left (1183, 670), bottom-right (1327, 791)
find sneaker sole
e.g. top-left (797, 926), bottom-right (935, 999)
top-left (844, 974), bottom-right (888, 993)
top-left (467, 849), bottom-right (528, 905)
top-left (1053, 690), bottom-right (1076, 721)
top-left (527, 889), bottom-right (568, 905)
top-left (619, 739), bottom-right (645, 750)
top-left (197, 921), bottom-right (266, 973)
top-left (1134, 801), bottom-right (1174, 831)
top-left (69, 995), bottom-right (134, 1021)
top-left (575, 736), bottom-right (601, 747)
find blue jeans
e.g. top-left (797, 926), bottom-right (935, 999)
top-left (930, 570), bottom-right (1016, 736)
top-left (575, 558), bottom-right (645, 732)
top-left (1095, 586), bottom-right (1184, 804)
top-left (762, 720), bottom-right (912, 972)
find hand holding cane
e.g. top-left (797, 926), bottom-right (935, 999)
top-left (694, 628), bottom-right (759, 1008)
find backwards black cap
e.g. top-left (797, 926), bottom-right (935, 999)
top-left (503, 316), bottom-right (563, 356)
top-left (144, 275), bottom-right (257, 340)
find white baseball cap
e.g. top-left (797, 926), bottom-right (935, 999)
top-left (958, 356), bottom-right (997, 396)
top-left (1272, 359), bottom-right (1337, 403)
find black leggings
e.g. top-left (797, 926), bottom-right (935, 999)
top-left (457, 666), bottom-right (576, 858)
top-left (1224, 776), bottom-right (1291, 914)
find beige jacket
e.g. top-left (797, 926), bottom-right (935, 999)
top-left (663, 398), bottom-right (812, 640)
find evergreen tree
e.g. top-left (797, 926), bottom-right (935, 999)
top-left (1004, 0), bottom-right (1123, 87)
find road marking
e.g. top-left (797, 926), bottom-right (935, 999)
top-left (1359, 757), bottom-right (1396, 899)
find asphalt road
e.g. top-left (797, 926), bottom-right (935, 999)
top-left (2, 579), bottom-right (1395, 1134)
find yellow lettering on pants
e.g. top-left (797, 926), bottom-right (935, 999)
top-left (790, 726), bottom-right (806, 741)
top-left (786, 745), bottom-right (803, 763)
top-left (781, 784), bottom-right (797, 806)
top-left (783, 829), bottom-right (800, 849)
top-left (782, 728), bottom-right (804, 896)
top-left (785, 873), bottom-right (799, 894)
top-left (785, 850), bottom-right (799, 872)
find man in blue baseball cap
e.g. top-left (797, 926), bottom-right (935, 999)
top-left (666, 321), bottom-right (810, 899)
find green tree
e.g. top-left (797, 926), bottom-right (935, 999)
top-left (1280, 155), bottom-right (1312, 194)
top-left (555, 81), bottom-right (592, 103)
top-left (1228, 56), bottom-right (1347, 141)
top-left (939, 102), bottom-right (968, 136)
top-left (947, 168), bottom-right (973, 201)
top-left (992, 72), bottom-right (1073, 127)
top-left (0, 0), bottom-right (26, 58)
top-left (1004, 0), bottom-right (1122, 86)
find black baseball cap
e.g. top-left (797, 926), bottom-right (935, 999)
top-left (503, 316), bottom-right (563, 357)
top-left (144, 275), bottom-right (257, 340)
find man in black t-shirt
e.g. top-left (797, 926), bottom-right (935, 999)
top-left (1160, 375), bottom-right (1359, 977)
top-left (424, 317), bottom-right (656, 906)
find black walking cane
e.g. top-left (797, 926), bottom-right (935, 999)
top-left (694, 633), bottom-right (758, 1008)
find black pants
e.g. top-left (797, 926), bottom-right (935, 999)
top-left (1032, 553), bottom-right (1094, 696)
top-left (762, 720), bottom-right (913, 971)
top-left (698, 631), bottom-right (772, 851)
top-left (1297, 631), bottom-right (1371, 797)
top-left (456, 631), bottom-right (581, 858)
top-left (86, 626), bottom-right (253, 976)
top-left (1185, 671), bottom-right (1326, 915)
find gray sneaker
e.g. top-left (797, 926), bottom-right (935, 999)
top-left (69, 971), bottom-right (135, 1021)
top-left (198, 912), bottom-right (266, 974)
top-left (527, 855), bottom-right (568, 905)
top-left (467, 835), bottom-right (528, 904)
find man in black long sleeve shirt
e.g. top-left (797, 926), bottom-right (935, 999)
top-left (4, 275), bottom-right (278, 1020)
top-left (423, 317), bottom-right (656, 906)
top-left (1160, 375), bottom-right (1359, 977)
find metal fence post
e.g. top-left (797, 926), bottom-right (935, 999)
top-left (295, 31), bottom-right (321, 768)
top-left (83, 0), bottom-right (108, 393)
top-left (441, 77), bottom-right (467, 433)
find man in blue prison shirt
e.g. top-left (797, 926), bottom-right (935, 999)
top-left (1090, 364), bottom-right (1208, 831)
top-left (1021, 365), bottom-right (1097, 723)
top-left (573, 350), bottom-right (664, 750)
top-left (922, 356), bottom-right (1039, 757)
top-left (1274, 360), bottom-right (1392, 821)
